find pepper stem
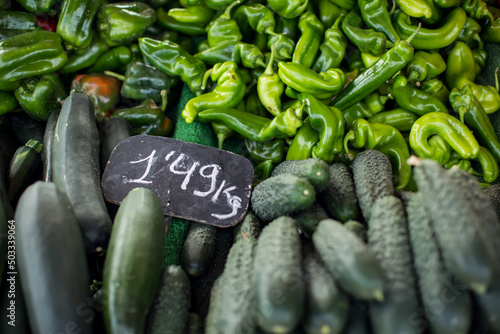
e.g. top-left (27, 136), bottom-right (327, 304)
top-left (343, 131), bottom-right (355, 160)
top-left (406, 23), bottom-right (421, 44)
top-left (104, 70), bottom-right (126, 82)
top-left (495, 67), bottom-right (499, 92)
top-left (221, 0), bottom-right (241, 20)
top-left (457, 106), bottom-right (468, 124)
top-left (160, 89), bottom-right (168, 112)
top-left (201, 68), bottom-right (213, 91)
top-left (264, 47), bottom-right (276, 76)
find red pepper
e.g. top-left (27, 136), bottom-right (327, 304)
top-left (36, 16), bottom-right (58, 32)
top-left (71, 74), bottom-right (122, 119)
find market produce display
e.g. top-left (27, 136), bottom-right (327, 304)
top-left (0, 0), bottom-right (500, 333)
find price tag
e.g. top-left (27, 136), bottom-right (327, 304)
top-left (102, 135), bottom-right (254, 227)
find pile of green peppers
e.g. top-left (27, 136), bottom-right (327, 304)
top-left (0, 0), bottom-right (499, 188)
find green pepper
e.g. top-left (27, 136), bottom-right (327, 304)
top-left (278, 61), bottom-right (345, 100)
top-left (0, 30), bottom-right (67, 90)
top-left (276, 15), bottom-right (299, 41)
top-left (204, 0), bottom-right (236, 10)
top-left (206, 1), bottom-right (242, 47)
top-left (14, 73), bottom-right (67, 122)
top-left (344, 118), bottom-right (411, 189)
top-left (367, 108), bottom-right (419, 132)
top-left (139, 37), bottom-right (207, 96)
top-left (461, 0), bottom-right (495, 22)
top-left (292, 10), bottom-right (324, 68)
top-left (364, 91), bottom-right (390, 114)
top-left (342, 10), bottom-right (392, 56)
top-left (182, 61), bottom-right (246, 123)
top-left (444, 146), bottom-right (499, 183)
top-left (285, 117), bottom-right (320, 160)
top-left (482, 18), bottom-right (500, 43)
top-left (0, 10), bottom-right (39, 41)
top-left (450, 84), bottom-right (500, 164)
top-left (394, 7), bottom-right (467, 50)
top-left (317, 0), bottom-right (347, 29)
top-left (419, 77), bottom-right (450, 104)
top-left (87, 45), bottom-right (133, 74)
top-left (405, 50), bottom-right (446, 83)
top-left (312, 16), bottom-right (347, 73)
top-left (246, 89), bottom-right (270, 117)
top-left (233, 3), bottom-right (277, 37)
top-left (267, 0), bottom-right (309, 19)
top-left (347, 48), bottom-right (365, 72)
top-left (457, 16), bottom-right (482, 45)
top-left (342, 101), bottom-right (376, 128)
top-left (245, 138), bottom-right (285, 164)
top-left (257, 48), bottom-right (285, 116)
top-left (167, 4), bottom-right (215, 27)
top-left (156, 7), bottom-right (206, 36)
top-left (409, 112), bottom-right (480, 164)
top-left (195, 42), bottom-right (266, 68)
top-left (57, 0), bottom-right (103, 51)
top-left (253, 159), bottom-right (274, 185)
top-left (0, 90), bottom-right (19, 115)
top-left (16, 0), bottom-right (57, 15)
top-left (267, 32), bottom-right (296, 60)
top-left (433, 0), bottom-right (460, 8)
top-left (358, 0), bottom-right (400, 43)
top-left (60, 33), bottom-right (110, 74)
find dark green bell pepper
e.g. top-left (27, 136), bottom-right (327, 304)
top-left (405, 50), bottom-right (446, 83)
top-left (0, 10), bottom-right (39, 41)
top-left (245, 138), bottom-right (285, 164)
top-left (16, 0), bottom-right (57, 15)
top-left (286, 117), bottom-right (320, 160)
top-left (111, 99), bottom-right (173, 136)
top-left (0, 90), bottom-right (19, 115)
top-left (312, 16), bottom-right (347, 73)
top-left (60, 33), bottom-right (110, 74)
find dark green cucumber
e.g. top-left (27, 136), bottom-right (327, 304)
top-left (254, 216), bottom-right (304, 333)
top-left (343, 220), bottom-right (367, 243)
top-left (251, 173), bottom-right (316, 222)
top-left (146, 265), bottom-right (191, 334)
top-left (351, 149), bottom-right (394, 222)
top-left (15, 181), bottom-right (91, 333)
top-left (413, 159), bottom-right (496, 293)
top-left (103, 187), bottom-right (164, 334)
top-left (301, 243), bottom-right (349, 334)
top-left (52, 92), bottom-right (112, 257)
top-left (313, 219), bottom-right (386, 301)
top-left (99, 117), bottom-right (133, 173)
top-left (187, 313), bottom-right (204, 334)
top-left (483, 184), bottom-right (500, 222)
top-left (292, 202), bottom-right (329, 238)
top-left (271, 158), bottom-right (330, 191)
top-left (206, 237), bottom-right (257, 334)
top-left (367, 195), bottom-right (421, 334)
top-left (234, 210), bottom-right (261, 242)
top-left (7, 139), bottom-right (42, 205)
top-left (41, 109), bottom-right (59, 182)
top-left (407, 192), bottom-right (472, 334)
top-left (318, 162), bottom-right (359, 222)
top-left (181, 222), bottom-right (217, 278)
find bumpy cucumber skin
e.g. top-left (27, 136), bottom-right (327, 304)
top-left (351, 149), bottom-right (394, 222)
top-left (271, 158), bottom-right (330, 192)
top-left (251, 174), bottom-right (316, 222)
top-left (254, 216), bottom-right (304, 333)
top-left (367, 195), bottom-right (421, 334)
top-left (42, 109), bottom-right (60, 182)
top-left (483, 184), bottom-right (500, 222)
top-left (407, 192), bottom-right (472, 334)
top-left (103, 188), bottom-right (164, 334)
top-left (234, 210), bottom-right (261, 242)
top-left (292, 202), bottom-right (329, 238)
top-left (15, 181), bottom-right (91, 334)
top-left (319, 162), bottom-right (359, 222)
top-left (413, 159), bottom-right (496, 293)
top-left (206, 237), bottom-right (257, 334)
top-left (52, 92), bottom-right (112, 257)
top-left (313, 219), bottom-right (386, 301)
top-left (146, 265), bottom-right (191, 334)
top-left (181, 222), bottom-right (217, 278)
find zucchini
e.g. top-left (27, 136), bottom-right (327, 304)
top-left (7, 139), bottom-right (42, 205)
top-left (343, 220), bottom-right (367, 243)
top-left (351, 149), bottom-right (394, 222)
top-left (187, 313), bottom-right (204, 334)
top-left (181, 222), bottom-right (217, 278)
top-left (146, 265), bottom-right (191, 334)
top-left (103, 187), bottom-right (164, 334)
top-left (41, 109), bottom-right (59, 182)
top-left (253, 216), bottom-right (304, 333)
top-left (483, 184), bottom-right (500, 222)
top-left (313, 219), bottom-right (386, 301)
top-left (407, 192), bottom-right (472, 334)
top-left (99, 117), bottom-right (132, 173)
top-left (52, 92), bottom-right (112, 257)
top-left (413, 159), bottom-right (497, 293)
top-left (251, 173), bottom-right (316, 222)
top-left (318, 162), bottom-right (359, 222)
top-left (301, 243), bottom-right (349, 334)
top-left (292, 202), bottom-right (329, 238)
top-left (271, 158), bottom-right (330, 192)
top-left (15, 181), bottom-right (91, 333)
top-left (206, 237), bottom-right (257, 334)
top-left (234, 210), bottom-right (261, 242)
top-left (367, 195), bottom-right (421, 334)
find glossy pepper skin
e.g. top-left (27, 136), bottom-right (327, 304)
top-left (233, 3), bottom-right (277, 36)
top-left (409, 112), bottom-right (480, 165)
top-left (450, 84), bottom-right (500, 164)
top-left (444, 147), bottom-right (499, 183)
top-left (156, 6), bottom-right (206, 36)
top-left (0, 30), bottom-right (67, 90)
top-left (167, 3), bottom-right (214, 27)
top-left (0, 10), bottom-right (39, 40)
top-left (267, 0), bottom-right (309, 19)
top-left (420, 77), bottom-right (450, 104)
top-left (457, 16), bottom-right (482, 45)
top-left (253, 159), bottom-right (274, 185)
top-left (278, 62), bottom-right (345, 100)
top-left (16, 0), bottom-right (57, 15)
top-left (139, 37), bottom-right (207, 96)
top-left (394, 0), bottom-right (433, 19)
top-left (286, 117), bottom-right (320, 160)
top-left (482, 18), bottom-right (500, 43)
top-left (292, 10), bottom-right (324, 68)
top-left (206, 1), bottom-right (242, 47)
top-left (14, 73), bottom-right (67, 122)
top-left (57, 0), bottom-right (103, 51)
top-left (405, 50), bottom-right (446, 83)
top-left (111, 99), bottom-right (172, 136)
top-left (358, 0), bottom-right (399, 43)
top-left (97, 2), bottom-right (156, 47)
top-left (342, 101), bottom-right (376, 128)
top-left (60, 33), bottom-right (109, 74)
top-left (182, 61), bottom-right (246, 123)
top-left (245, 138), bottom-right (285, 164)
top-left (342, 10), bottom-right (391, 56)
top-left (257, 48), bottom-right (284, 116)
top-left (195, 42), bottom-right (266, 68)
top-left (0, 90), bottom-right (19, 115)
top-left (276, 15), bottom-right (299, 41)
top-left (312, 16), bottom-right (347, 73)
top-left (367, 108), bottom-right (419, 132)
top-left (87, 45), bottom-right (134, 74)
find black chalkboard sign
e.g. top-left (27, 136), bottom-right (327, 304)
top-left (102, 135), bottom-right (254, 227)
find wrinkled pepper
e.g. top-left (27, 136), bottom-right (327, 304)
top-left (267, 32), bottom-right (296, 60)
top-left (0, 10), bottom-right (39, 41)
top-left (267, 0), bottom-right (309, 19)
top-left (405, 50), bottom-right (446, 83)
top-left (292, 10), bottom-right (324, 68)
top-left (195, 42), bottom-right (266, 68)
top-left (245, 138), bottom-right (286, 164)
top-left (367, 108), bottom-right (419, 132)
top-left (461, 0), bottom-right (495, 22)
top-left (394, 0), bottom-right (433, 19)
top-left (206, 1), bottom-right (242, 47)
top-left (203, 0), bottom-right (237, 10)
top-left (257, 48), bottom-right (284, 116)
top-left (312, 16), bottom-right (347, 73)
top-left (253, 159), bottom-right (274, 185)
top-left (156, 6), bottom-right (205, 36)
top-left (420, 77), bottom-right (450, 104)
top-left (233, 3), bottom-right (277, 37)
top-left (457, 16), bottom-right (482, 45)
top-left (16, 0), bottom-right (57, 15)
top-left (364, 91), bottom-right (390, 114)
top-left (342, 101), bottom-right (376, 128)
top-left (60, 33), bottom-right (109, 74)
top-left (167, 4), bottom-right (215, 27)
top-left (358, 0), bottom-right (400, 43)
top-left (286, 117), bottom-right (320, 160)
top-left (444, 147), bottom-right (499, 183)
top-left (276, 14), bottom-right (299, 41)
top-left (342, 10), bottom-right (392, 56)
top-left (87, 45), bottom-right (134, 74)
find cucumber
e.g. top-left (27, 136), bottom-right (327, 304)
top-left (103, 187), bottom-right (164, 334)
top-left (351, 149), bottom-right (394, 222)
top-left (413, 159), bottom-right (497, 293)
top-left (99, 117), bottom-right (132, 173)
top-left (271, 158), bottom-right (330, 192)
top-left (7, 139), bottom-right (42, 205)
top-left (292, 202), bottom-right (329, 238)
top-left (251, 173), bottom-right (316, 222)
top-left (483, 184), bottom-right (500, 222)
top-left (318, 162), bottom-right (359, 222)
top-left (187, 313), bottom-right (204, 334)
top-left (301, 243), bottom-right (349, 334)
top-left (146, 265), bottom-right (191, 334)
top-left (313, 219), bottom-right (386, 301)
top-left (206, 237), bottom-right (257, 334)
top-left (181, 222), bottom-right (217, 278)
top-left (253, 216), bottom-right (304, 333)
top-left (41, 108), bottom-right (59, 182)
top-left (15, 181), bottom-right (91, 334)
top-left (343, 220), bottom-right (367, 243)
top-left (407, 192), bottom-right (472, 334)
top-left (367, 195), bottom-right (421, 334)
top-left (234, 210), bottom-right (261, 242)
top-left (52, 92), bottom-right (112, 257)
